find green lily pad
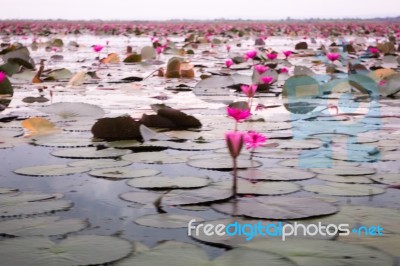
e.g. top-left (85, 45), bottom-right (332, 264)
top-left (212, 197), bottom-right (338, 219)
top-left (134, 213), bottom-right (204, 228)
top-left (317, 174), bottom-right (373, 183)
top-left (89, 167), bottom-right (160, 179)
top-left (237, 179), bottom-right (300, 195)
top-left (238, 168), bottom-right (315, 181)
top-left (305, 205), bottom-right (400, 234)
top-left (368, 173), bottom-right (399, 185)
top-left (0, 187), bottom-right (18, 194)
top-left (52, 147), bottom-right (132, 159)
top-left (116, 241), bottom-right (209, 266)
top-left (0, 216), bottom-right (88, 236)
top-left (0, 192), bottom-right (72, 217)
top-left (127, 176), bottom-right (211, 189)
top-left (68, 159), bottom-right (131, 169)
top-left (144, 140), bottom-right (226, 151)
top-left (39, 102), bottom-right (105, 119)
top-left (14, 164), bottom-right (90, 176)
top-left (303, 182), bottom-right (385, 196)
top-left (119, 191), bottom-right (163, 205)
top-left (162, 183), bottom-right (233, 206)
top-left (240, 239), bottom-right (394, 266)
top-left (310, 166), bottom-right (375, 176)
top-left (187, 157), bottom-right (262, 170)
top-left (338, 234), bottom-right (400, 257)
top-left (122, 151), bottom-right (191, 164)
top-left (0, 235), bottom-right (132, 266)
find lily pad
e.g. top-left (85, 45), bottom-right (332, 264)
top-left (0, 216), bottom-right (88, 236)
top-left (0, 187), bottom-right (18, 194)
top-left (303, 182), bottom-right (385, 196)
top-left (0, 235), bottom-right (132, 266)
top-left (162, 182), bottom-right (232, 206)
top-left (127, 176), bottom-right (211, 189)
top-left (134, 213), bottom-right (204, 228)
top-left (317, 174), bottom-right (373, 184)
top-left (0, 192), bottom-right (72, 217)
top-left (14, 164), bottom-right (90, 176)
top-left (238, 168), bottom-right (315, 181)
top-left (310, 166), bottom-right (375, 176)
top-left (122, 150), bottom-right (191, 164)
top-left (368, 173), bottom-right (399, 185)
top-left (116, 241), bottom-right (209, 266)
top-left (187, 157), bottom-right (262, 170)
top-left (89, 167), bottom-right (160, 179)
top-left (52, 147), bottom-right (132, 159)
top-left (237, 179), bottom-right (300, 195)
top-left (240, 239), bottom-right (394, 266)
top-left (119, 191), bottom-right (163, 205)
top-left (39, 102), bottom-right (105, 119)
top-left (68, 159), bottom-right (131, 169)
top-left (212, 197), bottom-right (338, 219)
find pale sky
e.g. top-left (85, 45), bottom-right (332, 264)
top-left (3, 0), bottom-right (400, 21)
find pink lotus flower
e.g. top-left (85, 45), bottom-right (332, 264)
top-left (225, 131), bottom-right (244, 158)
top-left (93, 45), bottom-right (104, 52)
top-left (226, 45), bottom-right (231, 52)
top-left (244, 50), bottom-right (257, 60)
top-left (227, 107), bottom-right (251, 122)
top-left (244, 130), bottom-right (267, 150)
top-left (327, 53), bottom-right (340, 62)
top-left (280, 67), bottom-right (289, 74)
top-left (0, 71), bottom-right (6, 83)
top-left (255, 65), bottom-right (268, 74)
top-left (156, 46), bottom-right (164, 54)
top-left (369, 47), bottom-right (379, 54)
top-left (266, 53), bottom-right (277, 60)
top-left (225, 59), bottom-right (233, 68)
top-left (241, 84), bottom-right (258, 98)
top-left (260, 76), bottom-right (274, 85)
top-left (283, 50), bottom-right (292, 58)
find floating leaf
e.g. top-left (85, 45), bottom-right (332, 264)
top-left (68, 71), bottom-right (87, 86)
top-left (317, 174), bottom-right (373, 184)
top-left (162, 183), bottom-right (232, 206)
top-left (140, 46), bottom-right (156, 60)
top-left (0, 235), bottom-right (132, 266)
top-left (123, 53), bottom-right (142, 63)
top-left (212, 197), bottom-right (338, 219)
top-left (0, 187), bottom-right (18, 194)
top-left (39, 102), bottom-right (105, 119)
top-left (0, 216), bottom-right (88, 237)
top-left (119, 191), bottom-right (163, 205)
top-left (0, 192), bottom-right (72, 217)
top-left (188, 157), bottom-right (262, 170)
top-left (100, 52), bottom-right (120, 63)
top-left (14, 164), bottom-right (90, 176)
top-left (134, 213), bottom-right (204, 228)
top-left (52, 147), bottom-right (131, 159)
top-left (122, 150), bottom-right (191, 164)
top-left (303, 182), bottom-right (385, 196)
top-left (240, 239), bottom-right (393, 266)
top-left (310, 166), bottom-right (375, 176)
top-left (236, 179), bottom-right (300, 195)
top-left (368, 173), bottom-right (399, 185)
top-left (68, 159), bottom-right (131, 169)
top-left (47, 68), bottom-right (73, 80)
top-left (127, 176), bottom-right (210, 189)
top-left (238, 168), bottom-right (315, 181)
top-left (89, 167), bottom-right (160, 179)
top-left (116, 241), bottom-right (209, 266)
top-left (21, 117), bottom-right (58, 135)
